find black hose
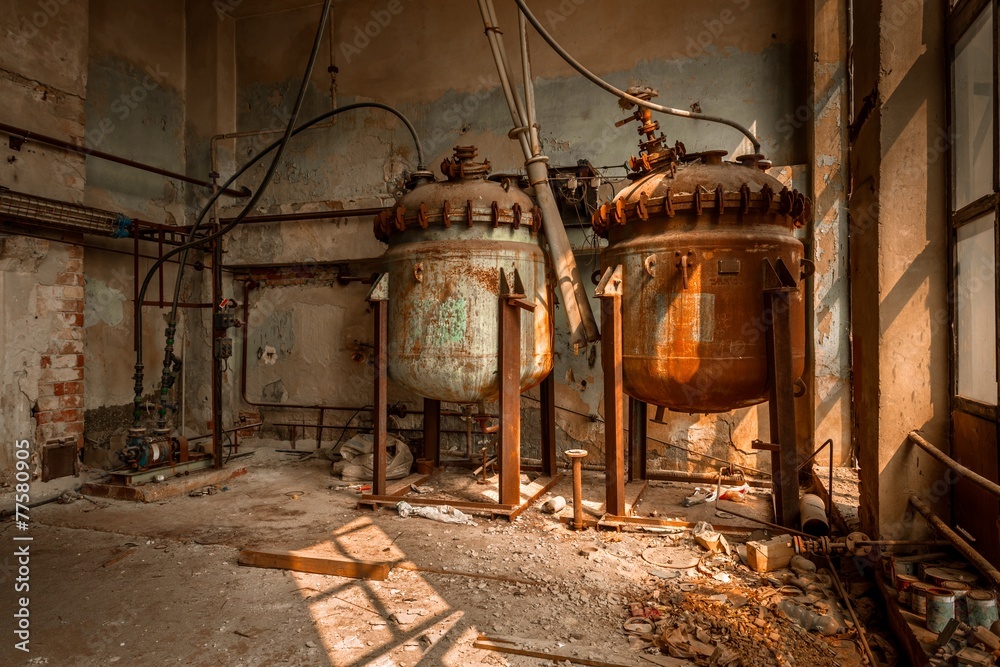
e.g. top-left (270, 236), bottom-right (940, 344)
top-left (514, 0), bottom-right (761, 153)
top-left (136, 103), bottom-right (425, 430)
top-left (142, 0), bottom-right (332, 429)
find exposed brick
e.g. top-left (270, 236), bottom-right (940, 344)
top-left (62, 285), bottom-right (84, 299)
top-left (61, 394), bottom-right (84, 409)
top-left (63, 422), bottom-right (85, 436)
top-left (55, 328), bottom-right (83, 341)
top-left (38, 383), bottom-right (56, 397)
top-left (40, 355), bottom-right (52, 369)
top-left (41, 367), bottom-right (84, 383)
top-left (64, 259), bottom-right (83, 273)
top-left (66, 245), bottom-right (84, 260)
top-left (57, 313), bottom-right (84, 328)
top-left (48, 340), bottom-right (84, 355)
top-left (53, 409), bottom-right (83, 423)
top-left (59, 299), bottom-right (84, 314)
top-left (35, 411), bottom-right (53, 425)
top-left (53, 381), bottom-right (83, 396)
top-left (46, 355), bottom-right (80, 369)
top-left (55, 273), bottom-right (83, 287)
top-left (36, 396), bottom-right (61, 412)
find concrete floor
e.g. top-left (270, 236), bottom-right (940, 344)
top-left (0, 448), bottom-right (864, 666)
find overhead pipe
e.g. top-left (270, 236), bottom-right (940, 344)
top-left (477, 0), bottom-right (600, 347)
top-left (909, 495), bottom-right (1000, 589)
top-left (908, 431), bottom-right (1000, 500)
top-left (513, 0), bottom-right (761, 153)
top-left (0, 122), bottom-right (250, 198)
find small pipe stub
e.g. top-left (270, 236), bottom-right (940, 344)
top-left (565, 449), bottom-right (588, 460)
top-left (566, 449), bottom-right (588, 531)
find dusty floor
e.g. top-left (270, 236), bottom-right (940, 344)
top-left (0, 449), bottom-right (875, 667)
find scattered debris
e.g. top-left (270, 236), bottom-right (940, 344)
top-left (541, 495), bottom-right (567, 513)
top-left (692, 522), bottom-right (730, 555)
top-left (395, 501), bottom-right (476, 525)
top-left (746, 535), bottom-right (795, 572)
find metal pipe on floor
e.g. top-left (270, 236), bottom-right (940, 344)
top-left (908, 431), bottom-right (1000, 500)
top-left (566, 449), bottom-right (588, 530)
top-left (0, 122), bottom-right (249, 198)
top-left (908, 494), bottom-right (1000, 588)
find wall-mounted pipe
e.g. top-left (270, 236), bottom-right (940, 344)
top-left (908, 431), bottom-right (1000, 500)
top-left (0, 122), bottom-right (250, 198)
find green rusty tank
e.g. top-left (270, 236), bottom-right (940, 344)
top-left (373, 146), bottom-right (553, 403)
top-left (592, 93), bottom-right (810, 413)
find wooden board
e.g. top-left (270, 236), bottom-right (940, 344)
top-left (952, 410), bottom-right (1000, 564)
top-left (81, 467), bottom-right (246, 503)
top-left (474, 635), bottom-right (640, 667)
top-left (238, 549), bottom-right (390, 580)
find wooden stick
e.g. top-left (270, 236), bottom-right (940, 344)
top-left (238, 549), bottom-right (390, 580)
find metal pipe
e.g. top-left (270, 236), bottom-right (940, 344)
top-left (825, 552), bottom-right (877, 667)
top-left (222, 207), bottom-right (388, 224)
top-left (566, 449), bottom-right (588, 530)
top-left (513, 0), bottom-right (761, 153)
top-left (909, 495), bottom-right (1000, 588)
top-left (0, 122), bottom-right (250, 198)
top-left (908, 431), bottom-right (1000, 500)
top-left (477, 0), bottom-right (599, 346)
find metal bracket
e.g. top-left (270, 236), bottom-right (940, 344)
top-left (762, 257), bottom-right (798, 292)
top-left (366, 272), bottom-right (389, 303)
top-left (594, 265), bottom-right (623, 297)
top-left (500, 268), bottom-right (535, 311)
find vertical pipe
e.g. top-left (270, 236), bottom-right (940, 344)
top-left (372, 300), bottom-right (388, 496)
top-left (765, 287), bottom-right (800, 527)
top-left (211, 236), bottom-right (223, 469)
top-left (567, 450), bottom-right (587, 530)
top-left (540, 372), bottom-right (557, 476)
top-left (499, 294), bottom-right (522, 506)
top-left (601, 286), bottom-right (625, 516)
top-left (423, 398), bottom-right (441, 468)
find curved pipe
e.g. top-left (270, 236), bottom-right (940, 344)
top-left (514, 0), bottom-right (762, 153)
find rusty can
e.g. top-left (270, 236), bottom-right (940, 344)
top-left (593, 149), bottom-right (810, 412)
top-left (375, 146), bottom-right (553, 403)
top-left (910, 582), bottom-right (934, 616)
top-left (895, 574), bottom-right (918, 606)
top-left (966, 590), bottom-right (999, 628)
top-left (925, 587), bottom-right (957, 633)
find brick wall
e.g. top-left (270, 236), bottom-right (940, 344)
top-left (35, 245), bottom-right (85, 449)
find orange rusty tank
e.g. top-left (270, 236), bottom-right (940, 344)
top-left (374, 146), bottom-right (553, 403)
top-left (593, 97), bottom-right (810, 413)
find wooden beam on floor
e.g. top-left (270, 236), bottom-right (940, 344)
top-left (238, 549), bottom-right (390, 581)
top-left (474, 635), bottom-right (638, 667)
top-left (559, 513), bottom-right (758, 536)
top-left (384, 473), bottom-right (432, 497)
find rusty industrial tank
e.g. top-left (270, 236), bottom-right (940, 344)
top-left (592, 94), bottom-right (810, 413)
top-left (373, 146), bottom-right (553, 403)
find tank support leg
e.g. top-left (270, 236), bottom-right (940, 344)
top-left (423, 398), bottom-right (441, 468)
top-left (540, 372), bottom-right (557, 476)
top-left (499, 269), bottom-right (535, 506)
top-left (596, 266), bottom-right (626, 517)
top-left (628, 398), bottom-right (647, 482)
top-left (368, 274), bottom-right (390, 497)
top-left (764, 259), bottom-right (800, 528)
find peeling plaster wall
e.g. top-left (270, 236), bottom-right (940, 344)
top-left (78, 0), bottom-right (201, 459)
top-left (199, 0), bottom-right (850, 474)
top-left (0, 0), bottom-right (89, 481)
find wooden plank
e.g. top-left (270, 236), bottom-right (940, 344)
top-left (474, 635), bottom-right (637, 667)
top-left (509, 474), bottom-right (562, 520)
top-left (357, 495), bottom-right (517, 515)
top-left (384, 473), bottom-right (432, 498)
top-left (558, 513), bottom-right (757, 535)
top-left (238, 549), bottom-right (390, 581)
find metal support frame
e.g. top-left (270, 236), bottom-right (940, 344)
top-left (596, 266), bottom-right (626, 517)
top-left (359, 269), bottom-right (561, 519)
top-left (368, 274), bottom-right (390, 496)
top-left (628, 397), bottom-right (647, 482)
top-left (764, 258), bottom-right (802, 528)
top-left (540, 371), bottom-right (557, 476)
top-left (423, 398), bottom-right (441, 468)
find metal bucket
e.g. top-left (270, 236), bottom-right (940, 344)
top-left (895, 574), bottom-right (918, 606)
top-left (941, 581), bottom-right (971, 623)
top-left (967, 590), bottom-right (999, 628)
top-left (910, 582), bottom-right (934, 615)
top-left (925, 588), bottom-right (956, 633)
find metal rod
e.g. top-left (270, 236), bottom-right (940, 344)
top-left (567, 450), bottom-right (587, 530)
top-left (909, 494), bottom-right (1000, 588)
top-left (825, 553), bottom-right (877, 666)
top-left (908, 431), bottom-right (1000, 500)
top-left (222, 207), bottom-right (387, 224)
top-left (0, 122), bottom-right (249, 198)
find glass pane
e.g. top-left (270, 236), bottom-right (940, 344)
top-left (953, 5), bottom-right (994, 211)
top-left (957, 213), bottom-right (997, 404)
